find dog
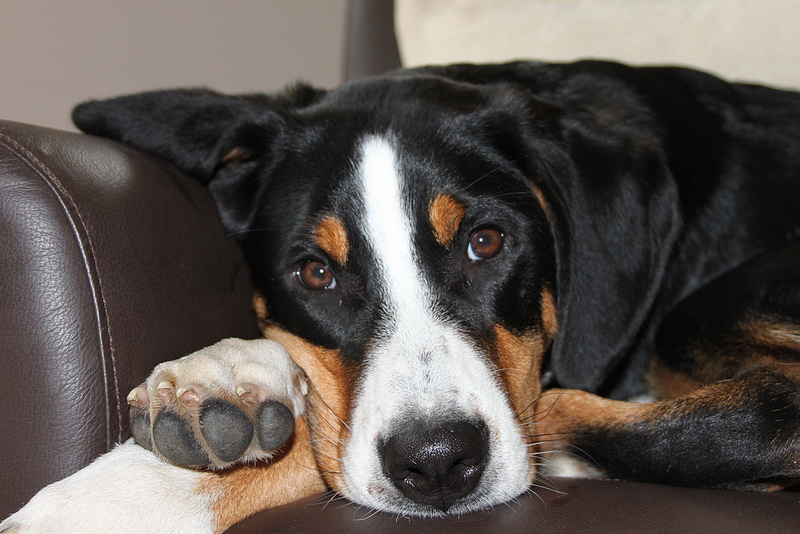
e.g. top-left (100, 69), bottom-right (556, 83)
top-left (4, 59), bottom-right (800, 533)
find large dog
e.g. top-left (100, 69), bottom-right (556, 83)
top-left (4, 60), bottom-right (800, 533)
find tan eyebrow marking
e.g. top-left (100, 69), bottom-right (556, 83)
top-left (429, 193), bottom-right (467, 246)
top-left (314, 215), bottom-right (349, 265)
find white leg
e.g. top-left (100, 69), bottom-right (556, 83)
top-left (1, 440), bottom-right (214, 534)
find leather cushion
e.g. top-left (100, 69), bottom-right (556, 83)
top-left (226, 478), bottom-right (800, 533)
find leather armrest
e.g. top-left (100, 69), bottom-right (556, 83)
top-left (0, 120), bottom-right (259, 517)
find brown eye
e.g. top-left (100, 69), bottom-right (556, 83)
top-left (467, 228), bottom-right (504, 261)
top-left (298, 261), bottom-right (336, 290)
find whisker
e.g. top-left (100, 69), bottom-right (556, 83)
top-left (224, 226), bottom-right (281, 238)
top-left (307, 388), bottom-right (350, 432)
top-left (312, 492), bottom-right (353, 513)
top-left (463, 155), bottom-right (530, 190)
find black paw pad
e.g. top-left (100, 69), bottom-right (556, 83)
top-left (200, 399), bottom-right (254, 463)
top-left (257, 401), bottom-right (295, 451)
top-left (153, 410), bottom-right (210, 467)
top-left (130, 409), bottom-right (153, 451)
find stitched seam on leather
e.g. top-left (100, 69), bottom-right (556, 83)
top-left (0, 131), bottom-right (123, 447)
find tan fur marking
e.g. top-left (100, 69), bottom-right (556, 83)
top-left (220, 146), bottom-right (256, 167)
top-left (646, 358), bottom-right (703, 400)
top-left (254, 295), bottom-right (353, 491)
top-left (250, 306), bottom-right (352, 497)
top-left (541, 286), bottom-right (558, 341)
top-left (493, 326), bottom-right (545, 422)
top-left (263, 326), bottom-right (352, 493)
top-left (314, 215), bottom-right (350, 265)
top-left (741, 315), bottom-right (800, 353)
top-left (253, 293), bottom-right (269, 323)
top-left (491, 287), bottom-right (558, 457)
top-left (203, 416), bottom-right (325, 531)
top-left (661, 314), bottom-right (800, 386)
top-left (491, 326), bottom-right (548, 485)
top-left (429, 194), bottom-right (466, 246)
top-left (534, 389), bottom-right (630, 473)
top-left (541, 363), bottom-right (800, 440)
top-left (535, 389), bottom-right (645, 442)
top-left (530, 181), bottom-right (552, 223)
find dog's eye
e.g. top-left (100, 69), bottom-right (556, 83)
top-left (467, 228), bottom-right (504, 261)
top-left (297, 260), bottom-right (337, 290)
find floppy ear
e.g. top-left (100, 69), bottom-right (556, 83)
top-left (472, 76), bottom-right (680, 393)
top-left (73, 89), bottom-right (273, 181)
top-left (541, 116), bottom-right (680, 393)
top-left (72, 86), bottom-right (324, 235)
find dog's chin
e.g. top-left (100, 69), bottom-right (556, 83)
top-left (337, 439), bottom-right (535, 517)
top-left (339, 476), bottom-right (533, 518)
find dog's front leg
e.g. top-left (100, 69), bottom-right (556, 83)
top-left (1, 339), bottom-right (325, 534)
top-left (536, 364), bottom-right (800, 490)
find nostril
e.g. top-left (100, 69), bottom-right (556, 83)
top-left (380, 419), bottom-right (489, 512)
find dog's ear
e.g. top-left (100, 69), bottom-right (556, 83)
top-left (72, 86), bottom-right (324, 235)
top-left (472, 75), bottom-right (680, 393)
top-left (539, 110), bottom-right (680, 393)
top-left (73, 89), bottom-right (271, 181)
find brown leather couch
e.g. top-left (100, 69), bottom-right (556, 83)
top-left (2, 1), bottom-right (799, 531)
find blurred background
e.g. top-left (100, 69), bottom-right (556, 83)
top-left (4, 0), bottom-right (799, 132)
top-left (1, 1), bottom-right (351, 131)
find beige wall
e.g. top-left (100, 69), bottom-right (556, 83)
top-left (1, 0), bottom-right (350, 131)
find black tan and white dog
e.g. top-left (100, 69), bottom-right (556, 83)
top-left (4, 60), bottom-right (800, 533)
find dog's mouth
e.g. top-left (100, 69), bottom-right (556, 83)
top-left (340, 404), bottom-right (534, 516)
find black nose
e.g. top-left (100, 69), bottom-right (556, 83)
top-left (380, 419), bottom-right (488, 512)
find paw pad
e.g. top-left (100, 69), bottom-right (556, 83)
top-left (258, 401), bottom-right (296, 450)
top-left (200, 399), bottom-right (254, 463)
top-left (127, 338), bottom-right (307, 469)
top-left (153, 410), bottom-right (210, 467)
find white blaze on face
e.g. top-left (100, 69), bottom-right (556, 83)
top-left (340, 135), bottom-right (532, 515)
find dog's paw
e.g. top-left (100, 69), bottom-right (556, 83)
top-left (128, 338), bottom-right (307, 469)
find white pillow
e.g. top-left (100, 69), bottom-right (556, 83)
top-left (396, 0), bottom-right (800, 89)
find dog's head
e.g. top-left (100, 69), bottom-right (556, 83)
top-left (74, 64), bottom-right (677, 515)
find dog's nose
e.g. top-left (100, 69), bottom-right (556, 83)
top-left (380, 419), bottom-right (488, 512)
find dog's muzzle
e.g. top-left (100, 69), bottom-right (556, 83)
top-left (379, 418), bottom-right (489, 512)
